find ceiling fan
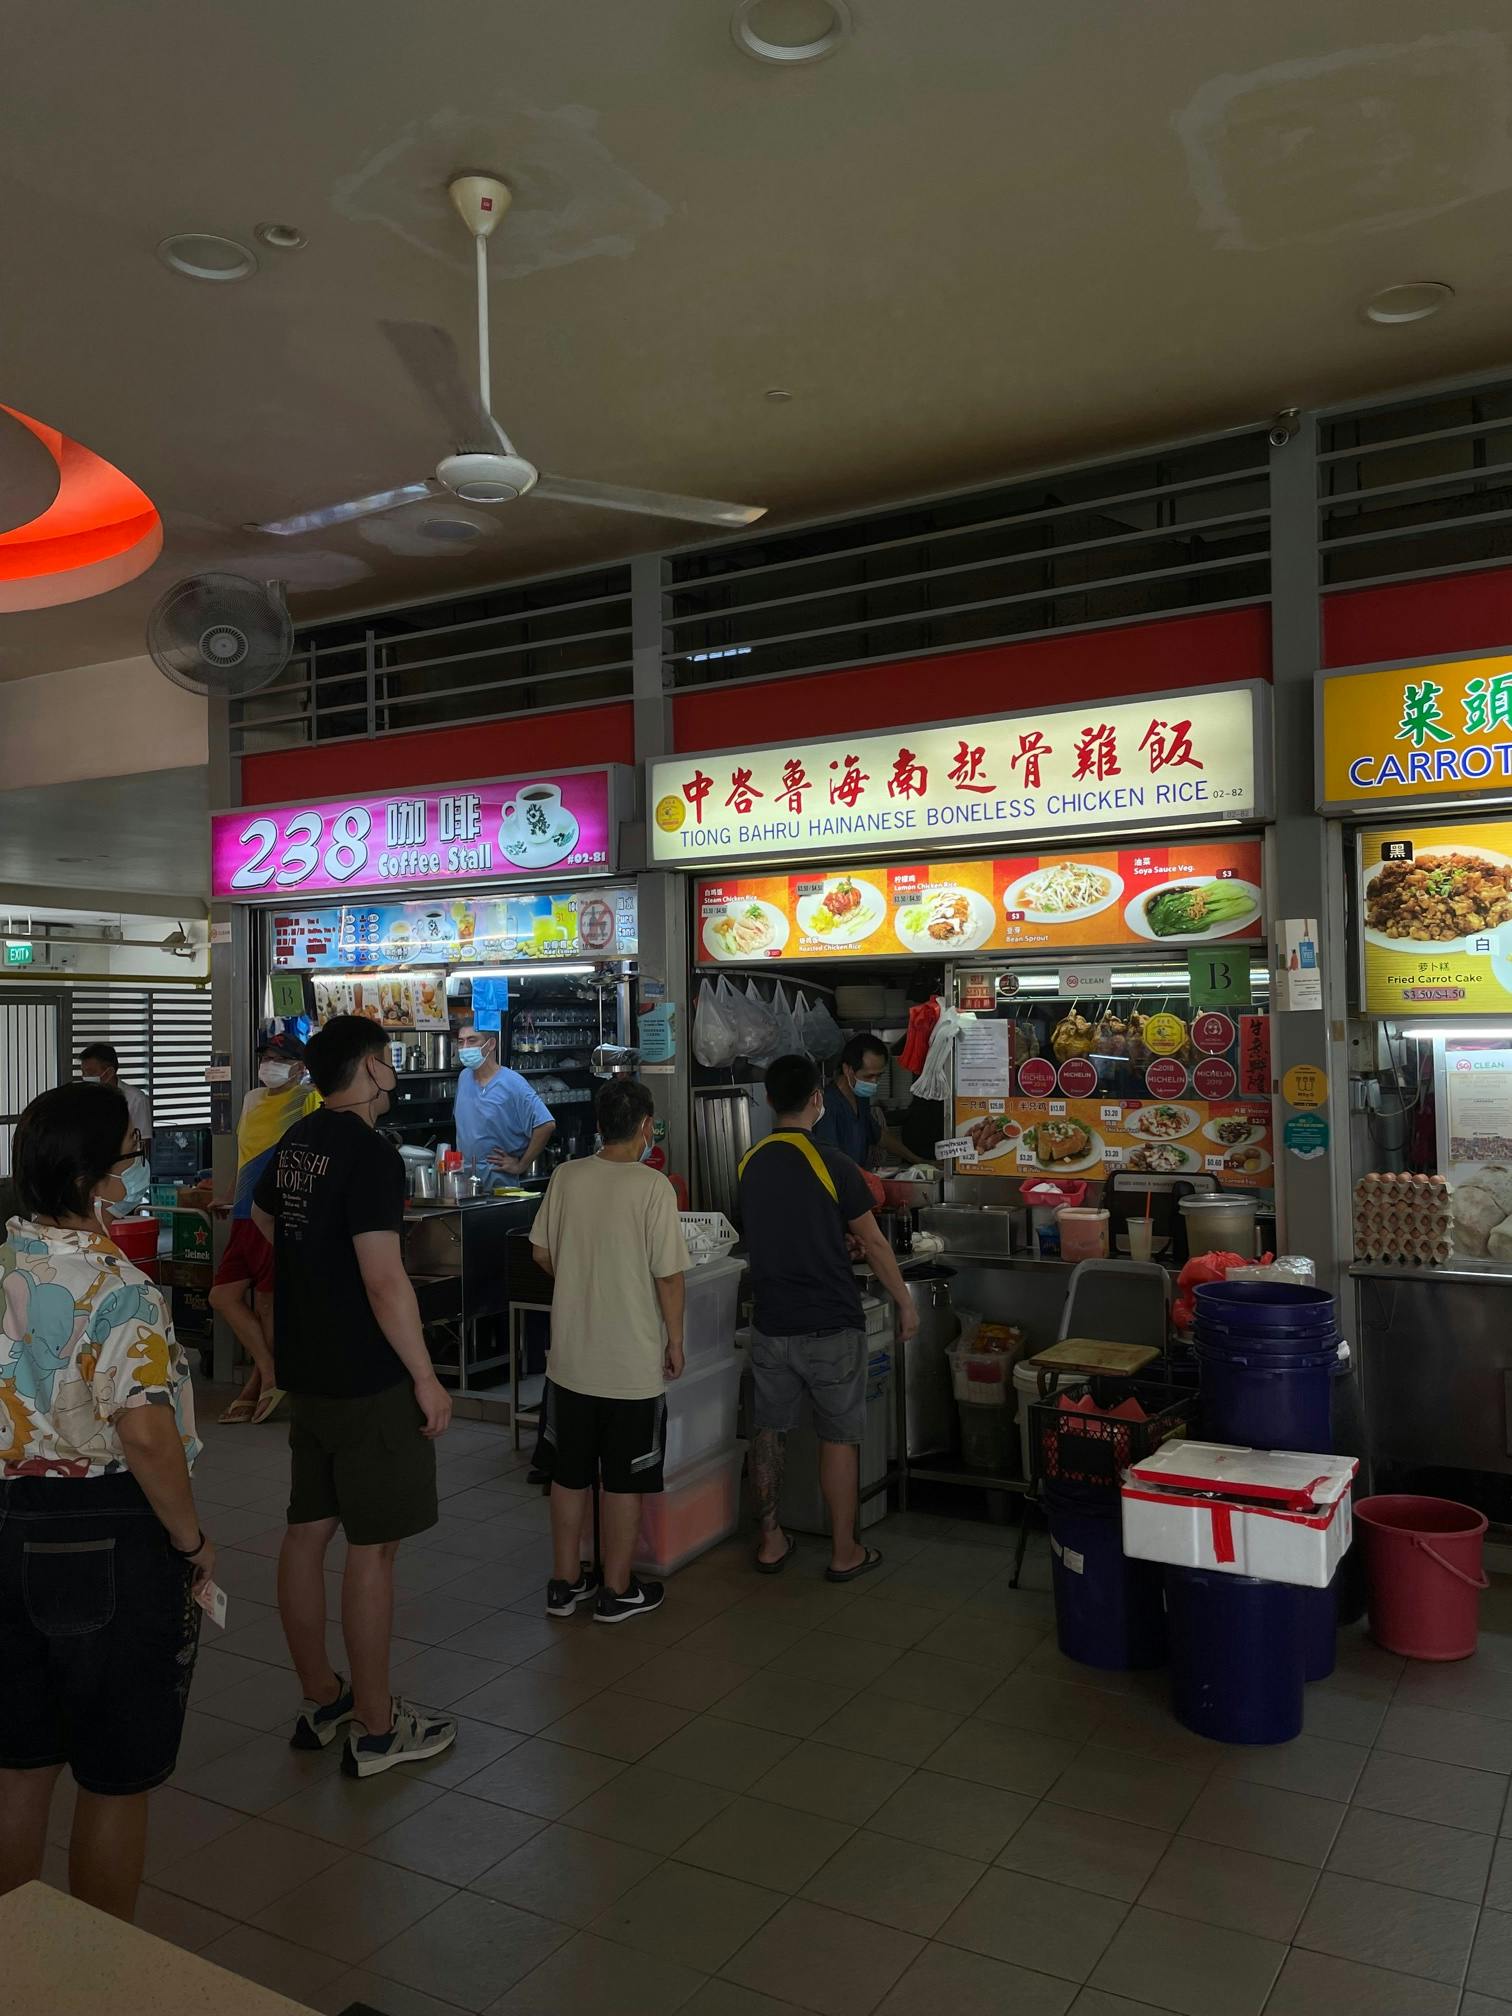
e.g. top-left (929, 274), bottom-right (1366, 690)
top-left (255, 173), bottom-right (767, 540)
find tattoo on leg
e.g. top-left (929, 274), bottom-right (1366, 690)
top-left (752, 1428), bottom-right (786, 1531)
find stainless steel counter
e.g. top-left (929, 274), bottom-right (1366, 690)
top-left (1354, 1263), bottom-right (1512, 1484)
top-left (403, 1194), bottom-right (540, 1392)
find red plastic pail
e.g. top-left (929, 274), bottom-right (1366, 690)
top-left (1354, 1495), bottom-right (1488, 1662)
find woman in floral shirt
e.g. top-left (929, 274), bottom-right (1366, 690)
top-left (0, 1082), bottom-right (212, 1923)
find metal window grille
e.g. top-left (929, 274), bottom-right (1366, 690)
top-left (0, 992), bottom-right (65, 1178)
top-left (70, 986), bottom-right (213, 1129)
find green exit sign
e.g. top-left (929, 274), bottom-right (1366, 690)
top-left (4, 941), bottom-right (33, 967)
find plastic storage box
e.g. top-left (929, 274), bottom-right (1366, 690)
top-left (1032, 1378), bottom-right (1194, 1490)
top-left (663, 1350), bottom-right (743, 1479)
top-left (1121, 1440), bottom-right (1358, 1589)
top-left (635, 1444), bottom-right (745, 1576)
top-left (682, 1256), bottom-right (745, 1368)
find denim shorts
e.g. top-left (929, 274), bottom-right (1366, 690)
top-left (750, 1326), bottom-right (867, 1445)
top-left (0, 1471), bottom-right (202, 1796)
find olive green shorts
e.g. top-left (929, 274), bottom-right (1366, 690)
top-left (286, 1379), bottom-right (439, 1546)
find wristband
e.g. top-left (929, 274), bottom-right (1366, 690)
top-left (170, 1529), bottom-right (206, 1559)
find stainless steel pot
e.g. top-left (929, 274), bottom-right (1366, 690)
top-left (407, 1162), bottom-right (439, 1202)
top-left (901, 1265), bottom-right (960, 1457)
top-left (442, 1169), bottom-right (485, 1205)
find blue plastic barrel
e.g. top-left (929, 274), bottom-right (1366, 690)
top-left (1300, 1578), bottom-right (1338, 1682)
top-left (1045, 1484), bottom-right (1166, 1671)
top-left (1165, 1566), bottom-right (1305, 1743)
top-left (1197, 1340), bottom-right (1339, 1453)
top-left (1193, 1281), bottom-right (1338, 1352)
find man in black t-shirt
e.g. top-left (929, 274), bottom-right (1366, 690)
top-left (253, 1015), bottom-right (456, 1780)
top-left (738, 1055), bottom-right (916, 1584)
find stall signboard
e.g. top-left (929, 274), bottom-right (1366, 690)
top-left (653, 683), bottom-right (1267, 868)
top-left (271, 888), bottom-right (638, 970)
top-left (212, 767), bottom-right (624, 901)
top-left (1320, 651), bottom-right (1512, 812)
top-left (695, 838), bottom-right (1262, 963)
top-left (1359, 821), bottom-right (1512, 1015)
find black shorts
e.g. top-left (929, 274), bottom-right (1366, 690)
top-left (542, 1379), bottom-right (666, 1494)
top-left (0, 1472), bottom-right (201, 1797)
top-left (287, 1378), bottom-right (438, 1545)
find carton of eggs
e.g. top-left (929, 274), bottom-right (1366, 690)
top-left (1354, 1172), bottom-right (1452, 1265)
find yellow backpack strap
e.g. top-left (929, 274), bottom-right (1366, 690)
top-left (738, 1130), bottom-right (838, 1203)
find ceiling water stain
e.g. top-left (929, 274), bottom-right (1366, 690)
top-left (331, 99), bottom-right (671, 277)
top-left (1173, 31), bottom-right (1512, 249)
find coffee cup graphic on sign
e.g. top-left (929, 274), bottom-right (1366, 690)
top-left (499, 782), bottom-right (578, 867)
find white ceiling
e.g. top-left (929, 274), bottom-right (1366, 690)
top-left (0, 767), bottom-right (209, 912)
top-left (5, 0), bottom-right (1512, 675)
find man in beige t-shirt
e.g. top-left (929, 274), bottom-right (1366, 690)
top-left (530, 1079), bottom-right (691, 1623)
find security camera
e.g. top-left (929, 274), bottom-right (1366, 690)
top-left (1268, 408), bottom-right (1301, 449)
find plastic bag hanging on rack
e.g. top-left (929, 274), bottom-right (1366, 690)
top-left (801, 992), bottom-right (843, 1061)
top-left (693, 975), bottom-right (741, 1067)
top-left (740, 980), bottom-right (781, 1068)
top-left (770, 982), bottom-right (803, 1057)
top-left (912, 1005), bottom-right (968, 1103)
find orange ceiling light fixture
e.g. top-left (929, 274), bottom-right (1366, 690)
top-left (0, 404), bottom-right (162, 612)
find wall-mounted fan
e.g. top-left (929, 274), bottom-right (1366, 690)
top-left (254, 173), bottom-right (767, 540)
top-left (147, 572), bottom-right (292, 697)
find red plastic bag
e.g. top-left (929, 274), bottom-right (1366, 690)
top-left (1172, 1249), bottom-right (1276, 1332)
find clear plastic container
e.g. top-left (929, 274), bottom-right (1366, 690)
top-left (682, 1256), bottom-right (745, 1367)
top-left (635, 1444), bottom-right (745, 1576)
top-left (959, 1402), bottom-right (1015, 1475)
top-left (1057, 1207), bottom-right (1110, 1262)
top-left (663, 1351), bottom-right (743, 1478)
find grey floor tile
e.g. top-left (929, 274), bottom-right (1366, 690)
top-left (1327, 1803), bottom-right (1493, 1902)
top-left (823, 1594), bottom-right (942, 1650)
top-left (867, 1769), bottom-right (1032, 1861)
top-left (142, 1786), bottom-right (246, 1874)
top-left (1048, 1745), bottom-right (1209, 1833)
top-left (619, 1650), bottom-right (755, 1712)
top-left (592, 1860), bottom-right (784, 1972)
top-left (543, 1690), bottom-right (694, 1763)
top-left (171, 1708), bottom-right (258, 1776)
top-left (1087, 1905), bottom-right (1285, 2016)
top-left (473, 1821), bottom-right (659, 1926)
top-left (133, 1885), bottom-right (239, 1954)
top-left (1179, 1778), bottom-right (1346, 1868)
top-left (253, 1850), bottom-right (456, 1963)
top-left (391, 1591), bottom-right (502, 1645)
top-left (880, 1942), bottom-right (1076, 2016)
top-left (1488, 1838), bottom-right (1512, 1910)
top-left (173, 1730), bottom-right (340, 1813)
top-left (1264, 1948), bottom-right (1459, 2016)
top-left (766, 1631), bottom-right (903, 1691)
top-left (1295, 1870), bottom-right (1477, 1985)
top-left (1377, 1701), bottom-right (1512, 1774)
top-left (1470, 1908), bottom-right (1512, 2001)
top-left (266, 1765), bottom-right (443, 1848)
top-left (1352, 1749), bottom-right (1509, 1834)
top-left (1067, 1994), bottom-right (1181, 2016)
top-left (866, 1649), bottom-right (999, 1716)
top-left (450, 1668), bottom-right (603, 1737)
top-left (566, 1762), bottom-right (735, 1854)
top-left (998, 1802), bottom-right (1168, 1902)
top-left (802, 1827), bottom-right (981, 1936)
top-left (673, 1795), bottom-right (855, 1892)
top-left (485, 1930), bottom-right (706, 2016)
top-left (312, 1972), bottom-right (478, 2016)
top-left (748, 1739), bottom-right (912, 1826)
top-left (927, 1718), bottom-right (1080, 1797)
top-left (678, 1612), bottom-right (809, 1668)
top-left (912, 1612), bottom-right (1046, 1672)
top-left (812, 1690), bottom-right (961, 1768)
top-left (153, 1815), bottom-right (346, 1918)
top-left (366, 1790), bottom-right (544, 1886)
top-left (977, 1672), bottom-right (1110, 1743)
top-left (647, 1712), bottom-right (798, 1792)
top-left (1398, 1656), bottom-right (1512, 1721)
top-left (939, 1865), bottom-right (1125, 1982)
top-left (712, 1671), bottom-right (856, 1739)
top-left (683, 1984), bottom-right (809, 2016)
top-left (722, 1896), bottom-right (924, 2016)
top-left (1214, 1734), bottom-right (1368, 1804)
top-left (460, 1736), bottom-right (626, 1819)
top-left (524, 1632), bottom-right (661, 1689)
top-left (388, 1644), bottom-right (514, 1710)
top-left (369, 1890), bottom-right (571, 2013)
top-left (1302, 1690), bottom-right (1388, 1748)
top-left (444, 1612), bottom-right (562, 1664)
top-left (1137, 1836), bottom-right (1316, 1941)
top-left (198, 1923), bottom-right (347, 2002)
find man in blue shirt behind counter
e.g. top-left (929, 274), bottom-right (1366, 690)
top-left (811, 1032), bottom-right (889, 1169)
top-left (453, 1020), bottom-right (556, 1176)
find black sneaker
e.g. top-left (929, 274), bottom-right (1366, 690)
top-left (289, 1674), bottom-right (357, 1750)
top-left (594, 1577), bottom-right (665, 1624)
top-left (342, 1698), bottom-right (457, 1779)
top-left (547, 1566), bottom-right (602, 1617)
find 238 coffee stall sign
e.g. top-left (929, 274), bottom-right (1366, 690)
top-left (650, 684), bottom-right (1269, 868)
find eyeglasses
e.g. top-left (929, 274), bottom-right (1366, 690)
top-left (111, 1130), bottom-right (144, 1169)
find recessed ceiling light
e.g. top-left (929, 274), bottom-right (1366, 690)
top-left (1363, 281), bottom-right (1455, 325)
top-left (732, 0), bottom-right (852, 65)
top-left (254, 222), bottom-right (307, 252)
top-left (764, 388), bottom-right (794, 403)
top-left (157, 233), bottom-right (258, 282)
top-left (419, 516), bottom-right (486, 543)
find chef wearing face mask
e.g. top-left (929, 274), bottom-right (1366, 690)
top-left (453, 1020), bottom-right (556, 1178)
top-left (811, 1033), bottom-right (889, 1168)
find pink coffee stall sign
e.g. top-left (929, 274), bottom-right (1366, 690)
top-left (211, 771), bottom-right (616, 900)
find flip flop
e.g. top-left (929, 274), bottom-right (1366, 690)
top-left (825, 1547), bottom-right (884, 1585)
top-left (251, 1386), bottom-right (287, 1425)
top-left (755, 1533), bottom-right (797, 1576)
top-left (218, 1398), bottom-right (256, 1425)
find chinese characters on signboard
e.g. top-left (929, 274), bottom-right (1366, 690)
top-left (650, 686), bottom-right (1264, 867)
top-left (1320, 654), bottom-right (1512, 809)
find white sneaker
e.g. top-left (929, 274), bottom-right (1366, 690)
top-left (342, 1698), bottom-right (456, 1779)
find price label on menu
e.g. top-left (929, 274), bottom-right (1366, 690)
top-left (1100, 1103), bottom-right (1124, 1124)
top-left (1048, 1099), bottom-right (1068, 1117)
top-left (934, 1137), bottom-right (980, 1162)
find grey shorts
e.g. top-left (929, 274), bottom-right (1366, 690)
top-left (751, 1326), bottom-right (867, 1445)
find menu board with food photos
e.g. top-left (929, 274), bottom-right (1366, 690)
top-left (695, 839), bottom-right (1262, 963)
top-left (1360, 822), bottom-right (1512, 1015)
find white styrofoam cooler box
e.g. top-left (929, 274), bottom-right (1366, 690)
top-left (664, 1350), bottom-right (743, 1479)
top-left (683, 1255), bottom-right (745, 1368)
top-left (1121, 1440), bottom-right (1359, 1589)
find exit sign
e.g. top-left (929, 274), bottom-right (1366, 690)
top-left (4, 941), bottom-right (33, 966)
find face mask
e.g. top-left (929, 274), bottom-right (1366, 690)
top-left (854, 1079), bottom-right (879, 1100)
top-left (259, 1061), bottom-right (295, 1088)
top-left (459, 1046), bottom-right (485, 1070)
top-left (100, 1159), bottom-right (151, 1219)
top-left (640, 1132), bottom-right (655, 1163)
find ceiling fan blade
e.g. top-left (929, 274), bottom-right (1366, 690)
top-left (381, 320), bottom-right (499, 451)
top-left (253, 482), bottom-right (438, 537)
top-left (531, 474), bottom-right (766, 528)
